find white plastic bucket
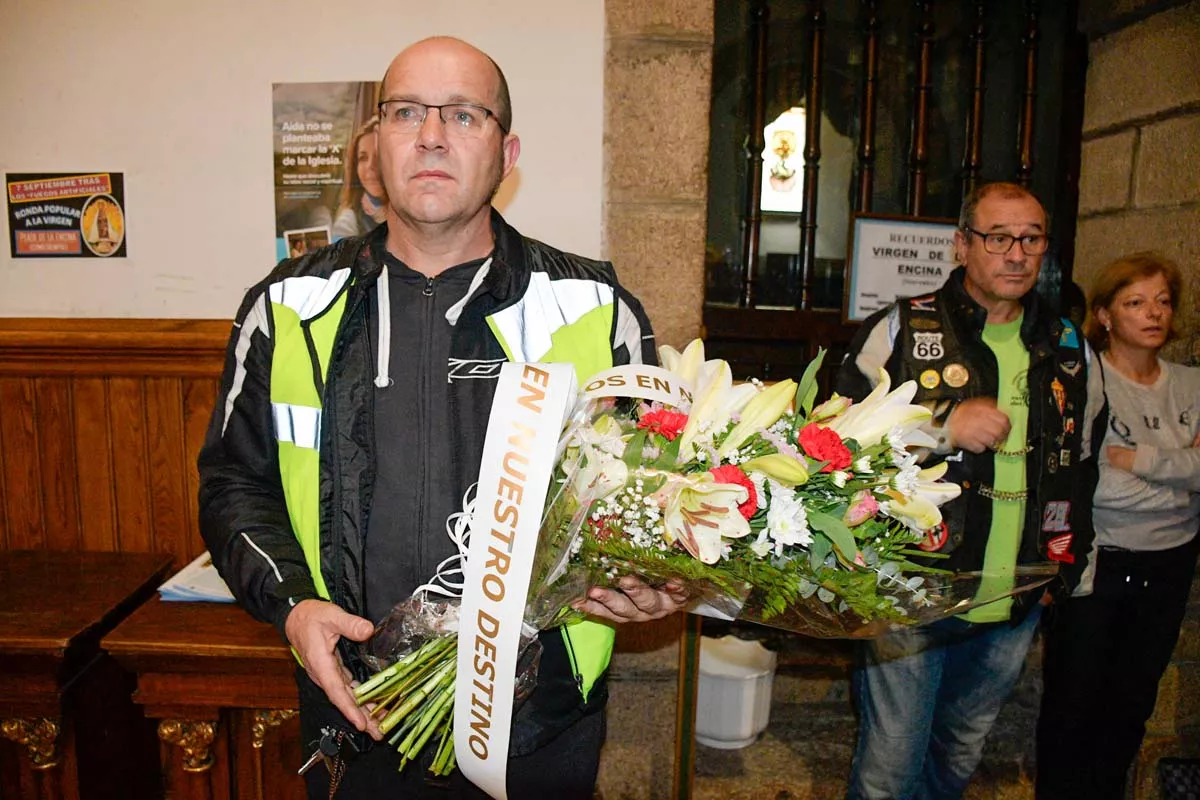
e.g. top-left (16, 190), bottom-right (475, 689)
top-left (695, 634), bottom-right (777, 749)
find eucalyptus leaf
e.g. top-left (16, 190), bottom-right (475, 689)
top-left (808, 509), bottom-right (858, 563)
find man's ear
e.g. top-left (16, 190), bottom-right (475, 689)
top-left (500, 134), bottom-right (521, 181)
top-left (953, 229), bottom-right (968, 265)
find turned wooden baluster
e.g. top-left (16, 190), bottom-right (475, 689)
top-left (739, 0), bottom-right (770, 308)
top-left (1016, 0), bottom-right (1041, 187)
top-left (855, 0), bottom-right (881, 213)
top-left (797, 0), bottom-right (826, 310)
top-left (906, 0), bottom-right (935, 216)
top-left (963, 1), bottom-right (987, 197)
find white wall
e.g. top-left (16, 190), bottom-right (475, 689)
top-left (0, 0), bottom-right (604, 318)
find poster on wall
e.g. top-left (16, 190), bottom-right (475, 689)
top-left (273, 81), bottom-right (383, 260)
top-left (6, 172), bottom-right (127, 258)
top-left (845, 214), bottom-right (958, 322)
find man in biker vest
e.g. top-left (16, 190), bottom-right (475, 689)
top-left (199, 37), bottom-right (686, 799)
top-left (836, 182), bottom-right (1105, 800)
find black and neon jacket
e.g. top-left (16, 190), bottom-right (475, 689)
top-left (198, 211), bottom-right (656, 752)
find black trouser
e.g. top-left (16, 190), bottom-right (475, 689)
top-left (298, 670), bottom-right (605, 800)
top-left (1036, 537), bottom-right (1200, 800)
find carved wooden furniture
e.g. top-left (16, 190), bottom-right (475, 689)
top-left (0, 550), bottom-right (172, 800)
top-left (102, 597), bottom-right (305, 800)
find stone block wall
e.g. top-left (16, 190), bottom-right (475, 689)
top-left (603, 0), bottom-right (713, 351)
top-left (1074, 1), bottom-right (1200, 361)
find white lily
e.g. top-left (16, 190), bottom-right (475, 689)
top-left (657, 339), bottom-right (707, 388)
top-left (677, 361), bottom-right (758, 461)
top-left (881, 461), bottom-right (961, 532)
top-left (717, 379), bottom-right (798, 458)
top-left (651, 472), bottom-right (751, 564)
top-left (741, 453), bottom-right (810, 487)
top-left (571, 446), bottom-right (629, 501)
top-left (909, 461), bottom-right (962, 506)
top-left (827, 369), bottom-right (932, 448)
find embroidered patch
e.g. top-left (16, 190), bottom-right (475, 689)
top-left (1059, 322), bottom-right (1079, 348)
top-left (1063, 416), bottom-right (1075, 435)
top-left (1046, 533), bottom-right (1075, 564)
top-left (1060, 360), bottom-right (1081, 377)
top-left (1051, 378), bottom-right (1066, 415)
top-left (917, 521), bottom-right (949, 552)
top-left (943, 363), bottom-right (969, 388)
top-left (920, 369), bottom-right (941, 389)
top-left (1060, 448), bottom-right (1071, 467)
top-left (910, 318), bottom-right (941, 331)
top-left (1047, 452), bottom-right (1059, 473)
top-left (1042, 500), bottom-right (1071, 532)
top-left (910, 295), bottom-right (937, 312)
top-left (913, 332), bottom-right (944, 360)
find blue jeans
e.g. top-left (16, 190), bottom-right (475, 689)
top-left (846, 604), bottom-right (1042, 800)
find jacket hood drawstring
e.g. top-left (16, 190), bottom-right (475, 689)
top-left (373, 256), bottom-right (494, 389)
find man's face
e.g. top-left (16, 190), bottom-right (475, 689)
top-left (953, 193), bottom-right (1047, 309)
top-left (377, 41), bottom-right (519, 228)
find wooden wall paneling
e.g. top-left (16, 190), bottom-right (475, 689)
top-left (739, 0), bottom-right (769, 308)
top-left (797, 1), bottom-right (826, 310)
top-left (146, 378), bottom-right (187, 565)
top-left (0, 386), bottom-right (6, 550)
top-left (906, 0), bottom-right (935, 216)
top-left (34, 378), bottom-right (81, 551)
top-left (108, 378), bottom-right (153, 553)
top-left (0, 377), bottom-right (44, 550)
top-left (182, 379), bottom-right (220, 562)
top-left (963, 1), bottom-right (987, 198)
top-left (855, 0), bottom-right (881, 213)
top-left (72, 377), bottom-right (118, 552)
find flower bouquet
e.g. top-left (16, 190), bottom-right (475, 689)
top-left (350, 341), bottom-right (1056, 795)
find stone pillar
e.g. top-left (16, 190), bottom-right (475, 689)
top-left (603, 0), bottom-right (714, 350)
top-left (598, 7), bottom-right (714, 798)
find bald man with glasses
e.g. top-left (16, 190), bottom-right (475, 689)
top-left (200, 37), bottom-right (684, 799)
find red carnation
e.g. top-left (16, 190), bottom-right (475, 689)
top-left (798, 424), bottom-right (853, 473)
top-left (637, 409), bottom-right (688, 441)
top-left (708, 464), bottom-right (758, 520)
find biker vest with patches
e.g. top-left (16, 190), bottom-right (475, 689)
top-left (887, 286), bottom-right (1092, 579)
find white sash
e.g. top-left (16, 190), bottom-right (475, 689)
top-left (455, 362), bottom-right (577, 798)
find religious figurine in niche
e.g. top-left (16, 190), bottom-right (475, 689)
top-left (768, 129), bottom-right (798, 192)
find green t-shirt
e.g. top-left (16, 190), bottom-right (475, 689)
top-left (962, 314), bottom-right (1029, 623)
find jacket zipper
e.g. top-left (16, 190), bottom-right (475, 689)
top-left (416, 275), bottom-right (435, 579)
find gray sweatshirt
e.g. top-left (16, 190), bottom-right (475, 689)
top-left (1094, 354), bottom-right (1200, 551)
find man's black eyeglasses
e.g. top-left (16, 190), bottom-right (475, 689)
top-left (962, 226), bottom-right (1049, 256)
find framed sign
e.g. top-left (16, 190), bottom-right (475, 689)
top-left (845, 214), bottom-right (958, 322)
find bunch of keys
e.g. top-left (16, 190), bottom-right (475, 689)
top-left (298, 726), bottom-right (345, 777)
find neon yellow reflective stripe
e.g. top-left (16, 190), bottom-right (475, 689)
top-left (486, 275), bottom-right (615, 363)
top-left (562, 619), bottom-right (615, 702)
top-left (272, 403), bottom-right (321, 449)
top-left (270, 282), bottom-right (349, 605)
top-left (277, 441), bottom-right (329, 599)
top-left (540, 304), bottom-right (615, 381)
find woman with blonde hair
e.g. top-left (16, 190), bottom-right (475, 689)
top-left (332, 116), bottom-right (387, 239)
top-left (1037, 252), bottom-right (1200, 799)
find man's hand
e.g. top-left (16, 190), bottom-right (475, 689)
top-left (1106, 445), bottom-right (1136, 472)
top-left (947, 398), bottom-right (1013, 454)
top-left (284, 599), bottom-right (382, 740)
top-left (573, 576), bottom-right (689, 624)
